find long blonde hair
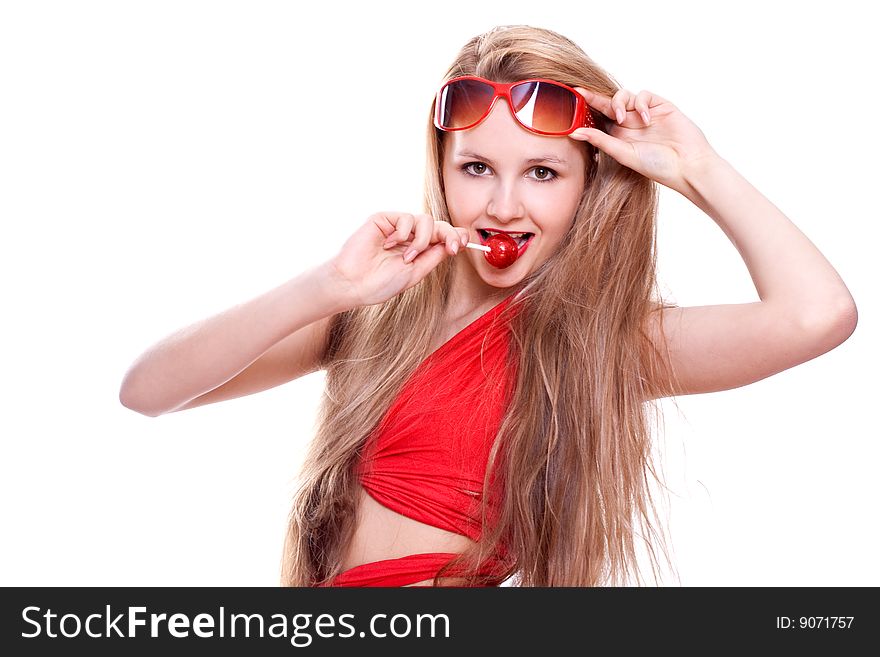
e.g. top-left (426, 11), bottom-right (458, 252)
top-left (281, 24), bottom-right (681, 586)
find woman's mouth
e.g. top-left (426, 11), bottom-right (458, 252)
top-left (477, 229), bottom-right (535, 254)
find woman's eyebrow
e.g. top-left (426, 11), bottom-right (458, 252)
top-left (455, 151), bottom-right (567, 166)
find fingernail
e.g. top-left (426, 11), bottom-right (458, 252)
top-left (616, 108), bottom-right (625, 124)
top-left (452, 242), bottom-right (459, 254)
top-left (383, 239), bottom-right (396, 248)
top-left (641, 111), bottom-right (650, 124)
top-left (404, 249), bottom-right (417, 262)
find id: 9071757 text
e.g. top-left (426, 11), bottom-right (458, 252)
top-left (776, 616), bottom-right (854, 630)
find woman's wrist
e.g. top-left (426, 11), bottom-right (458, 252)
top-left (309, 260), bottom-right (362, 314)
top-left (680, 149), bottom-right (726, 188)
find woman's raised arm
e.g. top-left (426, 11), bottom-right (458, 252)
top-left (571, 87), bottom-right (857, 399)
top-left (120, 209), bottom-right (468, 417)
top-left (118, 261), bottom-right (355, 417)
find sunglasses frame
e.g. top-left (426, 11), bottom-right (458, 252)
top-left (433, 75), bottom-right (596, 136)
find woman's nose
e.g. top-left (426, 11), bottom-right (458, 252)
top-left (486, 182), bottom-right (525, 222)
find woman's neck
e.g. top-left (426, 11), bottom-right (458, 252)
top-left (446, 261), bottom-right (512, 323)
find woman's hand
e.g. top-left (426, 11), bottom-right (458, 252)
top-left (569, 87), bottom-right (720, 195)
top-left (327, 212), bottom-right (468, 308)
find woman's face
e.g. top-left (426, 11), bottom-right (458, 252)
top-left (441, 98), bottom-right (588, 291)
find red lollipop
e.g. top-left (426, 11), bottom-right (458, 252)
top-left (484, 233), bottom-right (519, 269)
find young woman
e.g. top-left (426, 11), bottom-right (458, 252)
top-left (119, 25), bottom-right (857, 587)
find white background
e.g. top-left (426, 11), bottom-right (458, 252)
top-left (1, 0), bottom-right (876, 586)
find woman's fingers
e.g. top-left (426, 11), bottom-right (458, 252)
top-left (575, 86), bottom-right (667, 128)
top-left (407, 218), bottom-right (467, 262)
top-left (575, 87), bottom-right (626, 123)
top-left (380, 212), bottom-right (416, 247)
top-left (574, 86), bottom-right (617, 123)
top-left (444, 225), bottom-right (469, 256)
top-left (568, 118), bottom-right (640, 170)
top-left (634, 90), bottom-right (653, 125)
top-left (399, 213), bottom-right (433, 262)
top-left (377, 212), bottom-right (466, 263)
top-left (610, 88), bottom-right (633, 125)
top-left (575, 86), bottom-right (633, 126)
top-left (574, 127), bottom-right (635, 168)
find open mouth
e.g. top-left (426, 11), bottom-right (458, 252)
top-left (477, 229), bottom-right (535, 250)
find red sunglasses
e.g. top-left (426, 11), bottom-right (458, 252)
top-left (434, 75), bottom-right (595, 136)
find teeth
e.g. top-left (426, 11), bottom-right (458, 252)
top-left (482, 230), bottom-right (529, 238)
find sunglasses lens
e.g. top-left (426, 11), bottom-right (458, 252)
top-left (510, 81), bottom-right (577, 133)
top-left (437, 79), bottom-right (495, 130)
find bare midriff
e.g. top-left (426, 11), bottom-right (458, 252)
top-left (341, 485), bottom-right (476, 586)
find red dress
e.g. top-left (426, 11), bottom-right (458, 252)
top-left (320, 293), bottom-right (520, 587)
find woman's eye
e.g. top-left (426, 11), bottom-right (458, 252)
top-left (532, 167), bottom-right (555, 181)
top-left (463, 162), bottom-right (488, 176)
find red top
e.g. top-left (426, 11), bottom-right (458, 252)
top-left (356, 293), bottom-right (520, 544)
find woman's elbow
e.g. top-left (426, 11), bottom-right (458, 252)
top-left (803, 296), bottom-right (858, 352)
top-left (829, 296), bottom-right (858, 344)
top-left (118, 374), bottom-right (163, 418)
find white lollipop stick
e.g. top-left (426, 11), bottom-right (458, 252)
top-left (465, 242), bottom-right (491, 252)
